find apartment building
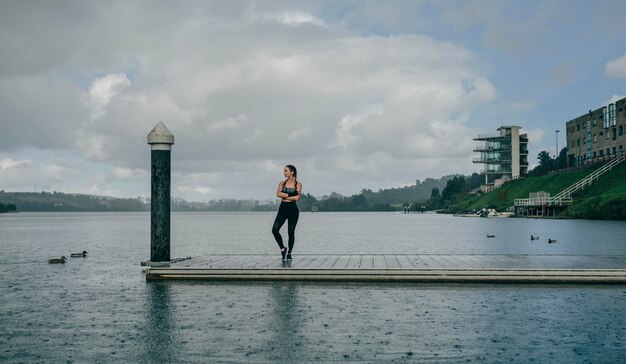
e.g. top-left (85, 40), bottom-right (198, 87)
top-left (473, 125), bottom-right (529, 192)
top-left (566, 96), bottom-right (626, 167)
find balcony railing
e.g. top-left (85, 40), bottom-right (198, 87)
top-left (481, 169), bottom-right (512, 175)
top-left (473, 157), bottom-right (513, 163)
top-left (473, 145), bottom-right (509, 152)
top-left (474, 134), bottom-right (510, 141)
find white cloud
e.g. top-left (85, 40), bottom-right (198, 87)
top-left (206, 113), bottom-right (249, 134)
top-left (526, 128), bottom-right (545, 145)
top-left (82, 73), bottom-right (131, 120)
top-left (74, 133), bottom-right (108, 161)
top-left (604, 94), bottom-right (626, 106)
top-left (268, 12), bottom-right (327, 27)
top-left (113, 167), bottom-right (134, 179)
top-left (288, 126), bottom-right (313, 141)
top-left (605, 53), bottom-right (626, 78)
top-left (0, 158), bottom-right (32, 170)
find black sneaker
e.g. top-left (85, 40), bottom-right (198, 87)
top-left (281, 248), bottom-right (287, 260)
top-left (286, 254), bottom-right (292, 260)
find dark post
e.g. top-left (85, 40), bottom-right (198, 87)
top-left (148, 122), bottom-right (174, 263)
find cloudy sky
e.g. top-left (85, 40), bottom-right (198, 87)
top-left (1, 1), bottom-right (625, 201)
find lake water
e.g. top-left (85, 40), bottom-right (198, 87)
top-left (1, 212), bottom-right (626, 362)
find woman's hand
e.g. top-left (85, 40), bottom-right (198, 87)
top-left (277, 181), bottom-right (302, 201)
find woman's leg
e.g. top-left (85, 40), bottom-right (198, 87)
top-left (287, 205), bottom-right (299, 253)
top-left (272, 205), bottom-right (288, 249)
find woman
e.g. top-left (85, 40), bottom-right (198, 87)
top-left (272, 165), bottom-right (302, 260)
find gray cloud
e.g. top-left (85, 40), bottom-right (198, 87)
top-left (0, 1), bottom-right (495, 200)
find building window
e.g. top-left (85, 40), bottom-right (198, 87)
top-left (609, 103), bottom-right (616, 126)
top-left (600, 150), bottom-right (604, 157)
top-left (620, 126), bottom-right (624, 136)
top-left (593, 134), bottom-right (597, 142)
top-left (613, 147), bottom-right (617, 154)
top-left (577, 124), bottom-right (580, 131)
top-left (613, 128), bottom-right (617, 140)
top-left (603, 106), bottom-right (609, 128)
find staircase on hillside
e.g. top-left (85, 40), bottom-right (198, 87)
top-left (514, 155), bottom-right (625, 207)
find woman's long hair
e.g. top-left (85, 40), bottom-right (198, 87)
top-left (286, 164), bottom-right (297, 182)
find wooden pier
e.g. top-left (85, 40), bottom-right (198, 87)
top-left (145, 254), bottom-right (626, 284)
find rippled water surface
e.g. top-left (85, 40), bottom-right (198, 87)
top-left (1, 212), bottom-right (626, 362)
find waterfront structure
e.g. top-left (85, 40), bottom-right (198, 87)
top-left (473, 125), bottom-right (529, 192)
top-left (145, 253), bottom-right (626, 283)
top-left (566, 96), bottom-right (626, 167)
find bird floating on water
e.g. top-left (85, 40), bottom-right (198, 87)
top-left (548, 239), bottom-right (557, 244)
top-left (48, 256), bottom-right (67, 264)
top-left (486, 234), bottom-right (495, 238)
top-left (531, 235), bottom-right (539, 241)
top-left (71, 251), bottom-right (88, 258)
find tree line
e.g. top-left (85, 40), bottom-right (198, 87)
top-left (6, 157), bottom-right (571, 214)
top-left (0, 201), bottom-right (17, 213)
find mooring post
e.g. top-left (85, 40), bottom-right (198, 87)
top-left (147, 122), bottom-right (174, 263)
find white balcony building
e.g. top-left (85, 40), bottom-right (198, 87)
top-left (473, 125), bottom-right (529, 192)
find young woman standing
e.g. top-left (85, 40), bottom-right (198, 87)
top-left (272, 165), bottom-right (302, 260)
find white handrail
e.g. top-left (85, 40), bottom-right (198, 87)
top-left (553, 156), bottom-right (625, 199)
top-left (514, 156), bottom-right (625, 207)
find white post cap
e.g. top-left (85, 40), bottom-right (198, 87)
top-left (147, 121), bottom-right (175, 150)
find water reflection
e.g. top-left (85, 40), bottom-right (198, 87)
top-left (268, 282), bottom-right (301, 361)
top-left (143, 282), bottom-right (177, 362)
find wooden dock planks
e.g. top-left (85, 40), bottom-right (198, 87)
top-left (146, 254), bottom-right (626, 283)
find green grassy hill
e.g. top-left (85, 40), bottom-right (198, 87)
top-left (561, 162), bottom-right (626, 220)
top-left (447, 161), bottom-right (626, 220)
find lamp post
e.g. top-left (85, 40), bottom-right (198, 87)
top-left (555, 129), bottom-right (560, 169)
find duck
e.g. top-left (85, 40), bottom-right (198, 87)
top-left (48, 256), bottom-right (67, 264)
top-left (71, 251), bottom-right (88, 258)
top-left (548, 239), bottom-right (557, 244)
top-left (486, 234), bottom-right (495, 238)
top-left (531, 235), bottom-right (539, 241)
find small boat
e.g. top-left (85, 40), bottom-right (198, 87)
top-left (548, 239), bottom-right (557, 244)
top-left (48, 256), bottom-right (67, 264)
top-left (71, 251), bottom-right (88, 258)
top-left (486, 234), bottom-right (495, 238)
top-left (492, 212), bottom-right (514, 218)
top-left (453, 213), bottom-right (481, 217)
top-left (531, 235), bottom-right (539, 241)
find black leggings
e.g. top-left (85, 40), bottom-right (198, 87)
top-left (272, 202), bottom-right (299, 252)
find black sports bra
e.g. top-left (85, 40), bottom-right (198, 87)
top-left (281, 180), bottom-right (298, 195)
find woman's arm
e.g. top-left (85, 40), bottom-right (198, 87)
top-left (276, 181), bottom-right (290, 199)
top-left (283, 182), bottom-right (302, 201)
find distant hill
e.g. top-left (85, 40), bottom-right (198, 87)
top-left (360, 176), bottom-right (455, 205)
top-left (0, 191), bottom-right (148, 212)
top-left (0, 174), bottom-right (458, 213)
